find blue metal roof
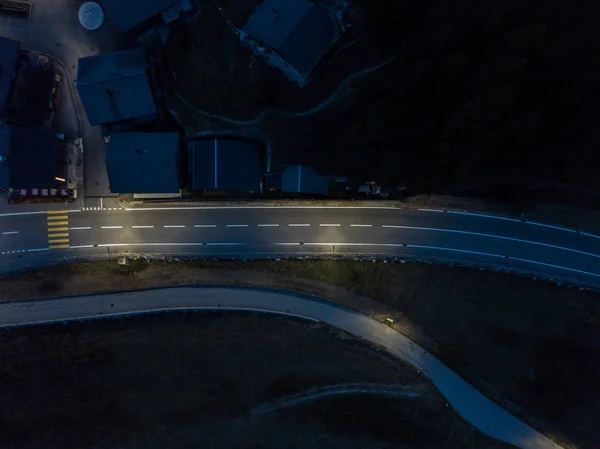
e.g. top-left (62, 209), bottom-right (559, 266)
top-left (243, 0), bottom-right (340, 77)
top-left (106, 132), bottom-right (180, 193)
top-left (0, 37), bottom-right (20, 113)
top-left (101, 0), bottom-right (192, 33)
top-left (76, 48), bottom-right (157, 126)
top-left (192, 139), bottom-right (262, 191)
top-left (282, 165), bottom-right (329, 195)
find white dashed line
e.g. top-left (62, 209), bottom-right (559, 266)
top-left (1, 231), bottom-right (18, 235)
top-left (319, 224), bottom-right (341, 227)
top-left (289, 224), bottom-right (310, 227)
top-left (101, 226), bottom-right (123, 229)
top-left (163, 225), bottom-right (185, 228)
top-left (70, 227), bottom-right (91, 230)
top-left (226, 224), bottom-right (248, 228)
top-left (194, 225), bottom-right (217, 228)
top-left (27, 248), bottom-right (49, 252)
top-left (258, 224), bottom-right (279, 227)
top-left (132, 225), bottom-right (154, 229)
top-left (350, 224), bottom-right (372, 227)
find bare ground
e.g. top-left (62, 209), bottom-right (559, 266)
top-left (0, 312), bottom-right (511, 448)
top-left (1, 260), bottom-right (599, 447)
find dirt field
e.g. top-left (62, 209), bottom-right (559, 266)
top-left (0, 313), bottom-right (510, 448)
top-left (1, 260), bottom-right (598, 447)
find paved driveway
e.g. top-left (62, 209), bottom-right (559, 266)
top-left (0, 0), bottom-right (123, 196)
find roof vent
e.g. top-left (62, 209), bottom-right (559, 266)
top-left (78, 2), bottom-right (105, 31)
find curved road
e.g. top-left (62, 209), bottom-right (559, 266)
top-left (0, 206), bottom-right (599, 287)
top-left (0, 286), bottom-right (562, 449)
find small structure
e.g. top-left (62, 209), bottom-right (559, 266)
top-left (78, 2), bottom-right (105, 31)
top-left (106, 132), bottom-right (180, 194)
top-left (190, 139), bottom-right (263, 192)
top-left (0, 37), bottom-right (21, 116)
top-left (282, 165), bottom-right (329, 195)
top-left (76, 48), bottom-right (157, 126)
top-left (243, 0), bottom-right (342, 80)
top-left (100, 0), bottom-right (193, 34)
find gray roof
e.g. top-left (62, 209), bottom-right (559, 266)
top-left (76, 48), bottom-right (157, 126)
top-left (9, 126), bottom-right (58, 189)
top-left (243, 0), bottom-right (340, 77)
top-left (101, 0), bottom-right (192, 33)
top-left (0, 37), bottom-right (20, 112)
top-left (192, 139), bottom-right (262, 191)
top-left (282, 165), bottom-right (329, 195)
top-left (106, 132), bottom-right (180, 193)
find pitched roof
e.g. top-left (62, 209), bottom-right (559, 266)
top-left (0, 37), bottom-right (20, 112)
top-left (243, 0), bottom-right (340, 77)
top-left (106, 132), bottom-right (180, 193)
top-left (76, 48), bottom-right (157, 126)
top-left (282, 165), bottom-right (329, 195)
top-left (101, 0), bottom-right (191, 33)
top-left (8, 126), bottom-right (58, 189)
top-left (191, 139), bottom-right (262, 191)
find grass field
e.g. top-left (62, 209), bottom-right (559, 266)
top-left (1, 259), bottom-right (598, 447)
top-left (0, 312), bottom-right (511, 448)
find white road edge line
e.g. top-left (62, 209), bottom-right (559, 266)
top-left (132, 226), bottom-right (154, 229)
top-left (69, 245), bottom-right (94, 249)
top-left (418, 208), bottom-right (445, 213)
top-left (289, 224), bottom-right (310, 227)
top-left (582, 232), bottom-right (600, 240)
top-left (226, 224), bottom-right (248, 227)
top-left (163, 225), bottom-right (185, 228)
top-left (446, 210), bottom-right (522, 223)
top-left (350, 224), bottom-right (372, 227)
top-left (381, 224), bottom-right (600, 259)
top-left (70, 227), bottom-right (91, 230)
top-left (194, 225), bottom-right (217, 228)
top-left (76, 242), bottom-right (245, 247)
top-left (100, 226), bottom-right (123, 229)
top-left (319, 224), bottom-right (341, 227)
top-left (257, 224), bottom-right (279, 227)
top-left (27, 248), bottom-right (49, 252)
top-left (1, 231), bottom-right (18, 235)
top-left (526, 221), bottom-right (577, 233)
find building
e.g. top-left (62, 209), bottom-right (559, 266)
top-left (76, 48), bottom-right (158, 127)
top-left (243, 0), bottom-right (342, 79)
top-left (100, 0), bottom-right (194, 34)
top-left (105, 132), bottom-right (180, 194)
top-left (282, 165), bottom-right (329, 195)
top-left (0, 37), bottom-right (21, 117)
top-left (190, 139), bottom-right (263, 192)
top-left (0, 124), bottom-right (64, 190)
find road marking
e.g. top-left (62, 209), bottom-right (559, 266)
top-left (47, 212), bottom-right (69, 249)
top-left (381, 224), bottom-right (600, 259)
top-left (418, 208), bottom-right (445, 213)
top-left (132, 225), bottom-right (154, 229)
top-left (1, 231), bottom-right (18, 235)
top-left (80, 242), bottom-right (246, 247)
top-left (47, 210), bottom-right (69, 215)
top-left (194, 225), bottom-right (217, 228)
top-left (226, 224), bottom-right (248, 227)
top-left (70, 227), bottom-right (91, 230)
top-left (0, 211), bottom-right (46, 217)
top-left (46, 221), bottom-right (68, 226)
top-left (47, 215), bottom-right (68, 221)
top-left (350, 224), bottom-right (372, 227)
top-left (446, 210), bottom-right (522, 223)
top-left (48, 244), bottom-right (69, 249)
top-left (48, 238), bottom-right (69, 244)
top-left (319, 224), bottom-right (341, 227)
top-left (582, 232), bottom-right (600, 240)
top-left (510, 257), bottom-right (600, 278)
top-left (69, 245), bottom-right (94, 249)
top-left (289, 224), bottom-right (310, 227)
top-left (526, 221), bottom-right (577, 233)
top-left (163, 225), bottom-right (185, 228)
top-left (101, 226), bottom-right (123, 229)
top-left (47, 233), bottom-right (69, 238)
top-left (47, 227), bottom-right (68, 232)
top-left (27, 248), bottom-right (49, 252)
top-left (258, 224), bottom-right (279, 227)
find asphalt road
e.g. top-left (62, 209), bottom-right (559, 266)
top-left (1, 206), bottom-right (599, 286)
top-left (0, 286), bottom-right (562, 449)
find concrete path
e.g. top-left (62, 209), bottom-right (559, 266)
top-left (0, 286), bottom-right (562, 449)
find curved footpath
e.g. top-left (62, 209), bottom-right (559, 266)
top-left (0, 287), bottom-right (561, 449)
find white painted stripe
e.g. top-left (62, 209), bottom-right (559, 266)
top-left (418, 208), bottom-right (445, 213)
top-left (510, 257), bottom-right (600, 278)
top-left (163, 225), bottom-right (185, 228)
top-left (350, 224), bottom-right (373, 227)
top-left (132, 225), bottom-right (154, 229)
top-left (319, 224), bottom-right (341, 227)
top-left (69, 245), bottom-right (94, 249)
top-left (194, 225), bottom-right (217, 228)
top-left (87, 242), bottom-right (245, 247)
top-left (289, 224), bottom-right (310, 227)
top-left (0, 211), bottom-right (46, 217)
top-left (101, 226), bottom-right (123, 229)
top-left (226, 224), bottom-right (248, 228)
top-left (1, 231), bottom-right (18, 235)
top-left (446, 210), bottom-right (522, 223)
top-left (526, 221), bottom-right (576, 233)
top-left (381, 224), bottom-right (600, 259)
top-left (70, 227), bottom-right (91, 230)
top-left (257, 224), bottom-right (279, 227)
top-left (27, 247), bottom-right (49, 252)
top-left (406, 244), bottom-right (505, 259)
top-left (582, 232), bottom-right (600, 240)
top-left (125, 206), bottom-right (403, 211)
